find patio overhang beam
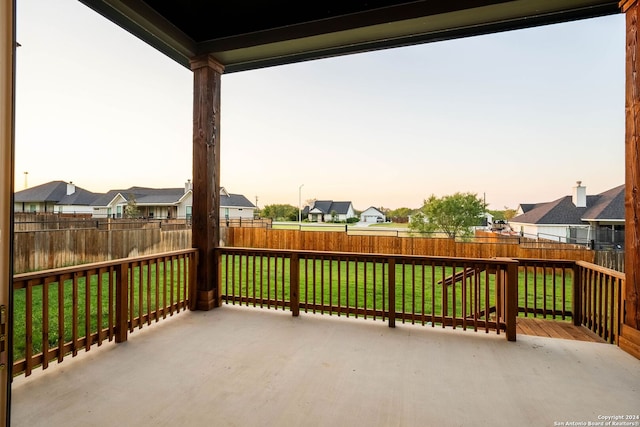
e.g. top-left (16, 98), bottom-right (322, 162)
top-left (77, 0), bottom-right (620, 73)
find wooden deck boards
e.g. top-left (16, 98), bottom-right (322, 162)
top-left (516, 318), bottom-right (606, 343)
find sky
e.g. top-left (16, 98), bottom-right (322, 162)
top-left (14, 0), bottom-right (625, 212)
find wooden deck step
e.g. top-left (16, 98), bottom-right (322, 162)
top-left (516, 318), bottom-right (606, 343)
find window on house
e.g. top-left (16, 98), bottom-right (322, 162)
top-left (186, 206), bottom-right (192, 220)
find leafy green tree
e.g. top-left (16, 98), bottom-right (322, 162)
top-left (409, 192), bottom-right (485, 238)
top-left (124, 194), bottom-right (140, 218)
top-left (261, 204), bottom-right (298, 221)
top-left (487, 207), bottom-right (518, 221)
top-left (387, 207), bottom-right (414, 223)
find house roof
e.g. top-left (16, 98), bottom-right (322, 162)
top-left (511, 185), bottom-right (625, 225)
top-left (361, 206), bottom-right (384, 215)
top-left (582, 184), bottom-right (625, 221)
top-left (14, 181), bottom-right (100, 205)
top-left (91, 186), bottom-right (255, 209)
top-left (310, 200), bottom-right (352, 215)
top-left (221, 193), bottom-right (255, 209)
top-left (78, 1), bottom-right (618, 73)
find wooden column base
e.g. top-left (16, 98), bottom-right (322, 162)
top-left (196, 290), bottom-right (217, 311)
top-left (619, 325), bottom-right (640, 360)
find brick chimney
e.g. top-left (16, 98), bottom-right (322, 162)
top-left (572, 181), bottom-right (586, 208)
top-left (184, 179), bottom-right (192, 193)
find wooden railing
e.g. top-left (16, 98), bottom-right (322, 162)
top-left (515, 259), bottom-right (576, 319)
top-left (219, 248), bottom-right (518, 340)
top-left (574, 261), bottom-right (624, 344)
top-left (12, 249), bottom-right (197, 376)
top-left (220, 248), bottom-right (626, 344)
top-left (514, 259), bottom-right (624, 343)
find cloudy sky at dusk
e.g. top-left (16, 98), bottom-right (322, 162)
top-left (15, 1), bottom-right (625, 211)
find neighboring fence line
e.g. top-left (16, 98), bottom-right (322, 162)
top-left (226, 228), bottom-right (595, 262)
top-left (14, 228), bottom-right (191, 273)
top-left (594, 250), bottom-right (625, 272)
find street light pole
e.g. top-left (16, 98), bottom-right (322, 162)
top-left (298, 184), bottom-right (304, 225)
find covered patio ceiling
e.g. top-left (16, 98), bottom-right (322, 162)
top-left (78, 0), bottom-right (620, 72)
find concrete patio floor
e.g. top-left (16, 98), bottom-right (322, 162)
top-left (11, 305), bottom-right (640, 427)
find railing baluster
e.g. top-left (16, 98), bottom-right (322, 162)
top-left (290, 253), bottom-right (300, 317)
top-left (42, 278), bottom-right (51, 369)
top-left (137, 262), bottom-right (143, 328)
top-left (388, 257), bottom-right (395, 328)
top-left (85, 271), bottom-right (92, 351)
top-left (25, 280), bottom-right (33, 377)
top-left (57, 274), bottom-right (65, 363)
top-left (312, 257), bottom-right (317, 314)
top-left (72, 272), bottom-right (79, 356)
top-left (431, 261), bottom-right (435, 327)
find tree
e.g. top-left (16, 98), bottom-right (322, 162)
top-left (261, 204), bottom-right (298, 221)
top-left (124, 194), bottom-right (140, 218)
top-left (503, 207), bottom-right (518, 221)
top-left (387, 207), bottom-right (414, 223)
top-left (409, 192), bottom-right (485, 238)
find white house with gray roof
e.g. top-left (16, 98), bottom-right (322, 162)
top-left (14, 181), bottom-right (99, 214)
top-left (509, 182), bottom-right (624, 247)
top-left (307, 200), bottom-right (355, 222)
top-left (91, 183), bottom-right (256, 220)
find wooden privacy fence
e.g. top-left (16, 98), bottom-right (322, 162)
top-left (12, 249), bottom-right (197, 377)
top-left (218, 247), bottom-right (519, 340)
top-left (226, 228), bottom-right (595, 262)
top-left (13, 228), bottom-right (191, 273)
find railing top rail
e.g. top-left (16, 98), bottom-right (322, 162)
top-left (575, 260), bottom-right (626, 280)
top-left (217, 246), bottom-right (520, 265)
top-left (13, 248), bottom-right (198, 282)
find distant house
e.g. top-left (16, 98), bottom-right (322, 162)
top-left (360, 207), bottom-right (386, 223)
top-left (307, 200), bottom-right (356, 222)
top-left (91, 182), bottom-right (255, 220)
top-left (14, 181), bottom-right (99, 214)
top-left (91, 183), bottom-right (193, 219)
top-left (509, 182), bottom-right (624, 247)
top-left (219, 187), bottom-right (256, 220)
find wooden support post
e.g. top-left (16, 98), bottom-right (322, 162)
top-left (115, 262), bottom-right (129, 343)
top-left (572, 263), bottom-right (582, 327)
top-left (290, 253), bottom-right (300, 316)
top-left (190, 55), bottom-right (224, 310)
top-left (0, 1), bottom-right (14, 424)
top-left (621, 0), bottom-right (640, 359)
top-left (505, 261), bottom-right (517, 341)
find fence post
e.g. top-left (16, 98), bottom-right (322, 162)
top-left (290, 253), bottom-right (300, 317)
top-left (572, 262), bottom-right (582, 327)
top-left (115, 261), bottom-right (129, 343)
top-left (388, 257), bottom-right (396, 328)
top-left (505, 260), bottom-right (517, 341)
